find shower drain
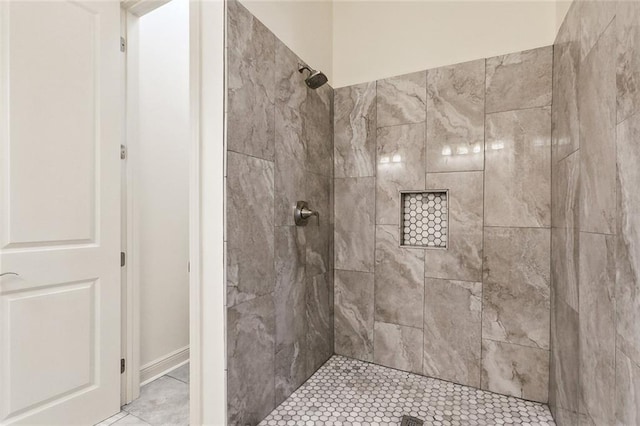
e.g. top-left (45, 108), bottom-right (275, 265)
top-left (400, 415), bottom-right (424, 426)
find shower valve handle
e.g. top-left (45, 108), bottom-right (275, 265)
top-left (294, 201), bottom-right (319, 226)
top-left (300, 207), bottom-right (318, 219)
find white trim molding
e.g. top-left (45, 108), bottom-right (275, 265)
top-left (140, 346), bottom-right (190, 386)
top-left (121, 0), bottom-right (171, 17)
top-left (190, 0), bottom-right (227, 424)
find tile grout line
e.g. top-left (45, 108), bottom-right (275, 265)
top-left (549, 40), bottom-right (555, 413)
top-left (422, 69), bottom-right (428, 376)
top-left (484, 224), bottom-right (552, 230)
top-left (485, 103), bottom-right (553, 116)
top-left (480, 55), bottom-right (488, 392)
top-left (375, 120), bottom-right (427, 131)
top-left (371, 78), bottom-right (378, 364)
top-left (612, 13), bottom-right (619, 421)
top-left (482, 336), bottom-right (551, 352)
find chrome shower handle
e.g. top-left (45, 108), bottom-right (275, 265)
top-left (294, 201), bottom-right (319, 226)
top-left (0, 272), bottom-right (19, 277)
top-left (300, 207), bottom-right (318, 220)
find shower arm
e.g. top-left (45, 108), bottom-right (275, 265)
top-left (298, 64), bottom-right (312, 75)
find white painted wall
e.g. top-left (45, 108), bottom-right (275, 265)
top-left (138, 0), bottom-right (190, 368)
top-left (239, 0), bottom-right (333, 82)
top-left (239, 0), bottom-right (570, 89)
top-left (332, 1), bottom-right (558, 88)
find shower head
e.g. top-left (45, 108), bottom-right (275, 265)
top-left (298, 63), bottom-right (328, 89)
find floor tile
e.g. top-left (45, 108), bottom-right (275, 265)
top-left (113, 414), bottom-right (152, 425)
top-left (96, 411), bottom-right (127, 426)
top-left (259, 355), bottom-right (555, 426)
top-left (167, 362), bottom-right (190, 384)
top-left (122, 376), bottom-right (189, 426)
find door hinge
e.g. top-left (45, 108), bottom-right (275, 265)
top-left (121, 252), bottom-right (126, 267)
top-left (121, 358), bottom-right (126, 374)
top-left (120, 37), bottom-right (126, 53)
top-left (188, 261), bottom-right (190, 273)
top-left (120, 144), bottom-right (127, 160)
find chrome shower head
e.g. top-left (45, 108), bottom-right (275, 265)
top-left (298, 63), bottom-right (328, 89)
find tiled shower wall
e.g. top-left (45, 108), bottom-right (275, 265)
top-left (550, 1), bottom-right (640, 425)
top-left (334, 47), bottom-right (552, 402)
top-left (225, 2), bottom-right (334, 424)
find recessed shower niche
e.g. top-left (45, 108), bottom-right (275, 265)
top-left (400, 191), bottom-right (448, 248)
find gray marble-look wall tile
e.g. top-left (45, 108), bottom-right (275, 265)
top-left (552, 149), bottom-right (580, 231)
top-left (550, 406), bottom-right (579, 426)
top-left (373, 321), bottom-right (423, 374)
top-left (485, 107), bottom-right (551, 228)
top-left (616, 348), bottom-right (640, 426)
top-left (334, 270), bottom-right (375, 361)
top-left (485, 46), bottom-right (553, 113)
top-left (617, 1), bottom-right (640, 124)
top-left (334, 177), bottom-right (375, 272)
top-left (481, 339), bottom-right (549, 403)
top-left (578, 0), bottom-right (615, 61)
top-left (304, 172), bottom-right (331, 277)
top-left (274, 226), bottom-right (306, 405)
top-left (377, 71), bottom-right (427, 127)
top-left (227, 0), bottom-right (275, 161)
top-left (554, 0), bottom-right (579, 46)
top-left (424, 172), bottom-right (483, 282)
top-left (579, 20), bottom-right (616, 235)
top-left (227, 295), bottom-right (275, 425)
top-left (423, 278), bottom-right (482, 387)
top-left (551, 227), bottom-right (579, 314)
top-left (334, 83), bottom-right (377, 178)
top-left (276, 42), bottom-right (333, 178)
top-left (274, 38), bottom-right (308, 110)
top-left (548, 307), bottom-right (559, 422)
top-left (552, 8), bottom-right (580, 163)
top-left (275, 346), bottom-right (303, 408)
top-left (376, 123), bottom-right (426, 225)
top-left (306, 272), bottom-right (334, 377)
top-left (227, 152), bottom-right (275, 307)
top-left (426, 59), bottom-right (485, 172)
top-left (549, 297), bottom-right (580, 422)
top-left (329, 174), bottom-right (335, 226)
top-left (578, 232), bottom-right (616, 426)
top-left (274, 97), bottom-right (306, 226)
top-left (551, 151), bottom-right (579, 311)
top-left (616, 112), bottom-right (640, 367)
top-left (483, 227), bottom-right (550, 350)
top-left (273, 40), bottom-right (297, 226)
top-left (228, 2), bottom-right (333, 420)
top-left (304, 85), bottom-right (333, 177)
top-left (374, 225), bottom-right (425, 328)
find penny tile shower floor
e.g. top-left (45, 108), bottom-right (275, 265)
top-left (259, 356), bottom-right (555, 426)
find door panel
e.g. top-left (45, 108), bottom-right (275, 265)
top-left (7, 1), bottom-right (98, 247)
top-left (6, 280), bottom-right (96, 415)
top-left (0, 1), bottom-right (121, 425)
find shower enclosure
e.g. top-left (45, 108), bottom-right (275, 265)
top-left (225, 0), bottom-right (640, 424)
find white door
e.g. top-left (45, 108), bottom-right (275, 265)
top-left (0, 1), bottom-right (122, 425)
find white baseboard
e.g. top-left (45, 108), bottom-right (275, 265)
top-left (140, 346), bottom-right (190, 386)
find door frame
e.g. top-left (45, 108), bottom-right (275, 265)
top-left (119, 0), bottom-right (226, 424)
